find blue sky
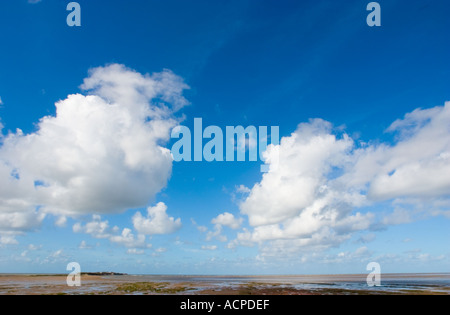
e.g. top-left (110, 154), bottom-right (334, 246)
top-left (0, 0), bottom-right (449, 275)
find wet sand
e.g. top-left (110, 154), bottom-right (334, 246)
top-left (0, 274), bottom-right (449, 295)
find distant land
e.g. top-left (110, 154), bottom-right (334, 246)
top-left (81, 272), bottom-right (128, 276)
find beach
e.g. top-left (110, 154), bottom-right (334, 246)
top-left (1, 273), bottom-right (449, 295)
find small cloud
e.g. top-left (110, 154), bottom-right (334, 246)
top-left (0, 235), bottom-right (18, 246)
top-left (211, 212), bottom-right (243, 230)
top-left (42, 249), bottom-right (68, 264)
top-left (73, 215), bottom-right (149, 249)
top-left (55, 216), bottom-right (67, 227)
top-left (79, 240), bottom-right (93, 250)
top-left (127, 248), bottom-right (145, 255)
top-left (27, 244), bottom-right (42, 251)
top-left (235, 185), bottom-right (251, 194)
top-left (73, 215), bottom-right (111, 239)
top-left (133, 202), bottom-right (182, 235)
top-left (28, 0), bottom-right (42, 3)
top-left (0, 97), bottom-right (3, 105)
top-left (51, 249), bottom-right (62, 257)
top-left (201, 245), bottom-right (218, 251)
top-left (191, 218), bottom-right (207, 233)
top-left (109, 228), bottom-right (148, 249)
top-left (205, 213), bottom-right (243, 242)
top-left (174, 236), bottom-right (185, 246)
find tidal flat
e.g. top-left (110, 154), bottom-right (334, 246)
top-left (0, 273), bottom-right (449, 295)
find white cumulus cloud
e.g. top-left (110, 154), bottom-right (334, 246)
top-left (0, 64), bottom-right (189, 239)
top-left (211, 212), bottom-right (243, 230)
top-left (127, 248), bottom-right (145, 255)
top-left (109, 228), bottom-right (147, 249)
top-left (236, 102), bottom-right (450, 255)
top-left (132, 202), bottom-right (182, 235)
top-left (241, 119), bottom-right (358, 227)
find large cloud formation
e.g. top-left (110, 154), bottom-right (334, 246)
top-left (237, 102), bottom-right (450, 257)
top-left (0, 64), bottom-right (189, 239)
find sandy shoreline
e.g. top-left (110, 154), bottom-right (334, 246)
top-left (0, 274), bottom-right (449, 295)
